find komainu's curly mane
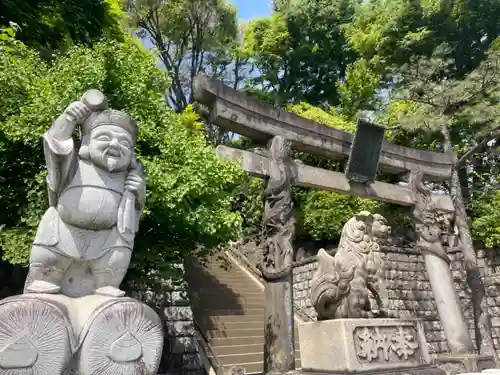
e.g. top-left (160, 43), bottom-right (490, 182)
top-left (311, 211), bottom-right (391, 320)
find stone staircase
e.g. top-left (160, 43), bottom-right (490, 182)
top-left (186, 253), bottom-right (301, 375)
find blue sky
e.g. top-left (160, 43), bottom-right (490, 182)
top-left (231, 0), bottom-right (272, 20)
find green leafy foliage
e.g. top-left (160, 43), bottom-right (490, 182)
top-left (243, 12), bottom-right (290, 97)
top-left (349, 1), bottom-right (500, 254)
top-left (0, 0), bottom-right (126, 54)
top-left (346, 0), bottom-right (500, 78)
top-left (0, 34), bottom-right (243, 284)
top-left (337, 60), bottom-right (381, 118)
top-left (284, 102), bottom-right (388, 241)
top-left (243, 0), bottom-right (358, 106)
top-left (287, 102), bottom-right (354, 132)
top-left (301, 190), bottom-right (380, 242)
top-left (6, 0), bottom-right (500, 275)
top-left (231, 178), bottom-right (265, 238)
top-left (471, 190), bottom-right (500, 248)
top-left (129, 0), bottom-right (240, 113)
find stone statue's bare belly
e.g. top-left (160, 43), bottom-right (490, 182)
top-left (58, 186), bottom-right (122, 230)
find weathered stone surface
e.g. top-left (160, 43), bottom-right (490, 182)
top-left (0, 90), bottom-right (164, 375)
top-left (292, 243), bottom-right (500, 361)
top-left (164, 306), bottom-right (194, 321)
top-left (283, 368), bottom-right (447, 375)
top-left (193, 74), bottom-right (456, 181)
top-left (148, 263), bottom-right (203, 375)
top-left (0, 294), bottom-right (164, 375)
top-left (166, 321), bottom-right (196, 337)
top-left (410, 170), bottom-right (474, 355)
top-left (311, 211), bottom-right (391, 320)
top-left (434, 353), bottom-right (497, 373)
top-left (216, 145), bottom-right (454, 212)
top-left (259, 136), bottom-right (296, 374)
top-left (25, 89), bottom-right (145, 297)
top-left (293, 245), bottom-right (449, 355)
top-left (298, 318), bottom-right (430, 373)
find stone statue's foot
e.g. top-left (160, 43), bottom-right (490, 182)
top-left (25, 280), bottom-right (61, 294)
top-left (95, 286), bottom-right (126, 298)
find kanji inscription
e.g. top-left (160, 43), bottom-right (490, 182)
top-left (355, 326), bottom-right (420, 362)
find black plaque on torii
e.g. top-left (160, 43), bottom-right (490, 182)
top-left (345, 119), bottom-right (386, 185)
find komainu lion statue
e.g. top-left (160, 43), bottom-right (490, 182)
top-left (311, 211), bottom-right (391, 320)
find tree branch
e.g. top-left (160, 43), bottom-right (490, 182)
top-left (456, 124), bottom-right (500, 167)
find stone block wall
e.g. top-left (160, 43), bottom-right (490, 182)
top-left (474, 249), bottom-right (500, 353)
top-left (130, 264), bottom-right (205, 375)
top-left (292, 244), bottom-right (479, 356)
top-left (162, 287), bottom-right (204, 375)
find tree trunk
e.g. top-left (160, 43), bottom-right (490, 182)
top-left (441, 125), bottom-right (498, 361)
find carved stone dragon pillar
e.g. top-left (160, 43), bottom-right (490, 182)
top-left (409, 170), bottom-right (474, 355)
top-left (257, 135), bottom-right (297, 374)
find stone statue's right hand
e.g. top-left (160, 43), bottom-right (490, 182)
top-left (64, 101), bottom-right (91, 124)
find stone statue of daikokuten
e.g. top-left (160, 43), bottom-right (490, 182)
top-left (25, 89), bottom-right (146, 298)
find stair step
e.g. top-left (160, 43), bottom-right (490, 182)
top-left (201, 320), bottom-right (263, 330)
top-left (201, 315), bottom-right (264, 323)
top-left (205, 328), bottom-right (300, 344)
top-left (202, 287), bottom-right (261, 294)
top-left (198, 270), bottom-right (247, 275)
top-left (220, 359), bottom-right (302, 374)
top-left (188, 255), bottom-right (303, 375)
top-left (191, 289), bottom-right (265, 303)
top-left (195, 275), bottom-right (259, 279)
top-left (203, 308), bottom-right (264, 316)
top-left (202, 271), bottom-right (255, 276)
top-left (216, 288), bottom-right (261, 293)
top-left (212, 344), bottom-right (262, 356)
top-left (204, 275), bottom-right (257, 280)
top-left (189, 280), bottom-right (261, 287)
top-left (211, 343), bottom-right (301, 356)
top-left (211, 352), bottom-right (263, 365)
top-left (195, 291), bottom-right (263, 297)
top-left (196, 303), bottom-right (264, 312)
top-left (209, 336), bottom-right (264, 347)
top-left (205, 327), bottom-right (263, 338)
top-left (208, 336), bottom-right (300, 348)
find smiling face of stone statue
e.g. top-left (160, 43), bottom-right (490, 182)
top-left (88, 125), bottom-right (134, 172)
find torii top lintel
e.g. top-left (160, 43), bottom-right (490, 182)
top-left (193, 74), bottom-right (456, 182)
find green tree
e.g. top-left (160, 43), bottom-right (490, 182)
top-left (471, 190), bottom-right (500, 249)
top-left (243, 0), bottom-right (358, 107)
top-left (286, 103), bottom-right (384, 241)
top-left (347, 0), bottom-right (500, 79)
top-left (0, 0), bottom-right (126, 55)
top-left (344, 0), bottom-right (500, 357)
top-left (337, 59), bottom-right (381, 118)
top-left (0, 30), bottom-right (243, 285)
top-left (128, 0), bottom-right (241, 113)
top-left (376, 40), bottom-right (500, 358)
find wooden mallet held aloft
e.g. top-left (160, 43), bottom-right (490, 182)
top-left (80, 89), bottom-right (108, 112)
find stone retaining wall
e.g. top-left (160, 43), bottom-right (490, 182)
top-left (0, 260), bottom-right (205, 375)
top-left (477, 249), bottom-right (500, 353)
top-left (130, 263), bottom-right (204, 375)
top-left (292, 245), bottom-right (490, 356)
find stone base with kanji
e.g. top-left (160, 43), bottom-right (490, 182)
top-left (297, 318), bottom-right (431, 373)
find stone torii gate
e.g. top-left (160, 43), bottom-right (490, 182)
top-left (193, 74), bottom-right (478, 373)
